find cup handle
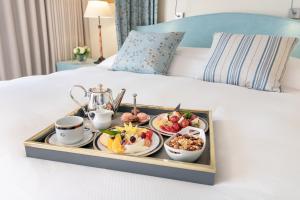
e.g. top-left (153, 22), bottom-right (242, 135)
top-left (87, 111), bottom-right (95, 121)
top-left (69, 85), bottom-right (88, 113)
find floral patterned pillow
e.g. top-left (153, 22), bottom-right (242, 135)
top-left (112, 31), bottom-right (185, 74)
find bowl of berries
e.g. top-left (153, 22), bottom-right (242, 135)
top-left (164, 127), bottom-right (206, 162)
top-left (150, 111), bottom-right (208, 136)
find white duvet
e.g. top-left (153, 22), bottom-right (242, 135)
top-left (0, 60), bottom-right (300, 199)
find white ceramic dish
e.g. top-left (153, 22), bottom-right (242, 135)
top-left (45, 128), bottom-right (95, 148)
top-left (94, 129), bottom-right (163, 156)
top-left (164, 127), bottom-right (206, 162)
top-left (150, 113), bottom-right (208, 137)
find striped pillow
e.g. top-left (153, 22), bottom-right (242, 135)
top-left (199, 32), bottom-right (298, 92)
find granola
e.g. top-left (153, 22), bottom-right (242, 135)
top-left (168, 134), bottom-right (204, 151)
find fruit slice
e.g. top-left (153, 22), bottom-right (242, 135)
top-left (169, 111), bottom-right (181, 118)
top-left (99, 133), bottom-right (110, 146)
top-left (115, 123), bottom-right (137, 136)
top-left (169, 116), bottom-right (179, 123)
top-left (145, 130), bottom-right (153, 140)
top-left (111, 134), bottom-right (124, 153)
top-left (180, 119), bottom-right (190, 128)
top-left (172, 123), bottom-right (181, 132)
top-left (191, 118), bottom-right (201, 128)
top-left (160, 125), bottom-right (166, 131)
top-left (136, 127), bottom-right (148, 137)
top-left (190, 114), bottom-right (198, 120)
top-left (107, 138), bottom-right (113, 151)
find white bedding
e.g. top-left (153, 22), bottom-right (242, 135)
top-left (1, 60), bottom-right (300, 199)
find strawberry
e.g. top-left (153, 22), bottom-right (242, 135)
top-left (169, 127), bottom-right (176, 133)
top-left (180, 119), bottom-right (190, 128)
top-left (164, 126), bottom-right (171, 132)
top-left (160, 125), bottom-right (166, 131)
top-left (190, 114), bottom-right (198, 120)
top-left (162, 125), bottom-right (177, 133)
top-left (145, 130), bottom-right (153, 140)
top-left (169, 116), bottom-right (179, 123)
top-left (172, 123), bottom-right (181, 132)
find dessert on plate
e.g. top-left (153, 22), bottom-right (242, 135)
top-left (120, 93), bottom-right (150, 125)
top-left (120, 111), bottom-right (150, 124)
top-left (99, 123), bottom-right (154, 154)
top-left (152, 111), bottom-right (206, 134)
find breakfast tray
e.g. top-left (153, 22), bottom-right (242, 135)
top-left (24, 104), bottom-right (216, 185)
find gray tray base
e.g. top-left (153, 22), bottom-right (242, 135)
top-left (25, 146), bottom-right (214, 185)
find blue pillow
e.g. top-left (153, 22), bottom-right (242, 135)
top-left (112, 30), bottom-right (184, 74)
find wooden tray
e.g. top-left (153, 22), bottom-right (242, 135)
top-left (24, 104), bottom-right (216, 185)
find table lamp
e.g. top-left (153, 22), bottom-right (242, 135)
top-left (84, 0), bottom-right (113, 64)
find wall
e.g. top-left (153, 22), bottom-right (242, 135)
top-left (88, 0), bottom-right (300, 58)
top-left (158, 0), bottom-right (300, 22)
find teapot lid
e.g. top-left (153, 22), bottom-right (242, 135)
top-left (89, 84), bottom-right (111, 93)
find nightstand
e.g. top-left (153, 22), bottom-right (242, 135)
top-left (56, 58), bottom-right (97, 71)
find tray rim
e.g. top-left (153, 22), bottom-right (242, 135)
top-left (24, 103), bottom-right (216, 174)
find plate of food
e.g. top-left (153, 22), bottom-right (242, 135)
top-left (93, 123), bottom-right (163, 156)
top-left (119, 93), bottom-right (151, 126)
top-left (149, 111), bottom-right (208, 136)
top-left (120, 111), bottom-right (150, 126)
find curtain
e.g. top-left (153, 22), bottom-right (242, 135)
top-left (0, 0), bottom-right (51, 80)
top-left (115, 0), bottom-right (158, 48)
top-left (45, 0), bottom-right (89, 62)
top-left (0, 0), bottom-right (89, 80)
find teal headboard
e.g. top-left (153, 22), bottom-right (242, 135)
top-left (136, 13), bottom-right (300, 58)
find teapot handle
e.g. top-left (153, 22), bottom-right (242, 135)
top-left (69, 85), bottom-right (88, 114)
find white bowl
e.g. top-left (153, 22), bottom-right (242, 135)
top-left (164, 127), bottom-right (206, 162)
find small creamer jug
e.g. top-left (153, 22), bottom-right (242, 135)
top-left (88, 108), bottom-right (114, 130)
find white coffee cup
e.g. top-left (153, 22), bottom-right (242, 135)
top-left (55, 116), bottom-right (84, 144)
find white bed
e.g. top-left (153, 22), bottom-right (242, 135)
top-left (0, 47), bottom-right (300, 199)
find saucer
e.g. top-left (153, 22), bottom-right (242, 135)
top-left (45, 128), bottom-right (95, 148)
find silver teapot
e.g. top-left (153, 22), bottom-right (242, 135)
top-left (69, 84), bottom-right (126, 114)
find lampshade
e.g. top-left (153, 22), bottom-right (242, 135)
top-left (84, 0), bottom-right (113, 18)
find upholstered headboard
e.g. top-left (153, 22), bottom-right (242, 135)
top-left (136, 13), bottom-right (300, 58)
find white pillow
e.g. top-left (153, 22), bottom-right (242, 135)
top-left (96, 55), bottom-right (116, 69)
top-left (281, 57), bottom-right (300, 90)
top-left (167, 47), bottom-right (210, 78)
